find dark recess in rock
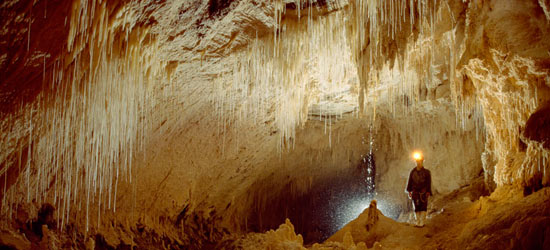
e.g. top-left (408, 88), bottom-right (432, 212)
top-left (31, 203), bottom-right (56, 238)
top-left (208, 0), bottom-right (234, 17)
top-left (524, 101), bottom-right (550, 149)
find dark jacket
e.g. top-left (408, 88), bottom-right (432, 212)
top-left (406, 167), bottom-right (432, 194)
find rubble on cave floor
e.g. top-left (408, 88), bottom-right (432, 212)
top-left (231, 186), bottom-right (550, 250)
top-left (1, 185), bottom-right (549, 249)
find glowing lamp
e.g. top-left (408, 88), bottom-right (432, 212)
top-left (413, 151), bottom-right (423, 161)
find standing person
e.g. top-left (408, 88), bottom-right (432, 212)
top-left (406, 151), bottom-right (432, 227)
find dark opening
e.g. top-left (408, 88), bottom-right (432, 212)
top-left (245, 153), bottom-right (399, 244)
top-left (207, 0), bottom-right (234, 17)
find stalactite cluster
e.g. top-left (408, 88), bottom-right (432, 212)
top-left (1, 0), bottom-right (169, 231)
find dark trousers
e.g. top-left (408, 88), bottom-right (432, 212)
top-left (411, 192), bottom-right (428, 212)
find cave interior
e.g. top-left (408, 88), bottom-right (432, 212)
top-left (1, 0), bottom-right (550, 249)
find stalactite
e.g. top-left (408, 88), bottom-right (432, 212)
top-left (212, 5), bottom-right (358, 153)
top-left (0, 0), bottom-right (169, 231)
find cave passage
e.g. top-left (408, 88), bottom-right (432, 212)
top-left (245, 153), bottom-right (398, 244)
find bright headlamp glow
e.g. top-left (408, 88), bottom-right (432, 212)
top-left (413, 151), bottom-right (423, 160)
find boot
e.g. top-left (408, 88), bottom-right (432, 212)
top-left (419, 211), bottom-right (427, 227)
top-left (414, 212), bottom-right (421, 227)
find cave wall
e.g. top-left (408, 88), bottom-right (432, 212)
top-left (373, 101), bottom-right (484, 212)
top-left (459, 0), bottom-right (550, 189)
top-left (349, 0), bottom-right (550, 190)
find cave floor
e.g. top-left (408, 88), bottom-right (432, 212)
top-left (346, 186), bottom-right (550, 250)
top-left (245, 185), bottom-right (550, 249)
top-left (375, 197), bottom-right (478, 249)
top-left (1, 186), bottom-right (548, 249)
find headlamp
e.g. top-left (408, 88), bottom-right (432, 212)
top-left (413, 151), bottom-right (423, 160)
